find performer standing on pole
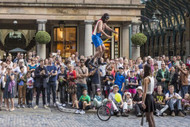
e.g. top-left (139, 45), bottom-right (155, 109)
top-left (89, 13), bottom-right (117, 67)
top-left (142, 64), bottom-right (156, 127)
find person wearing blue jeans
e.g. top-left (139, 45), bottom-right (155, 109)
top-left (177, 63), bottom-right (189, 98)
top-left (165, 85), bottom-right (184, 117)
top-left (46, 59), bottom-right (57, 107)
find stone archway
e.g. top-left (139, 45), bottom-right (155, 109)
top-left (4, 31), bottom-right (26, 52)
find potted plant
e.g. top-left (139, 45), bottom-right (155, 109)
top-left (131, 33), bottom-right (147, 47)
top-left (35, 31), bottom-right (51, 44)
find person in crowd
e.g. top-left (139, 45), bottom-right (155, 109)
top-left (76, 59), bottom-right (88, 100)
top-left (89, 63), bottom-right (102, 98)
top-left (67, 64), bottom-right (77, 107)
top-left (75, 88), bottom-right (91, 115)
top-left (93, 88), bottom-right (103, 109)
top-left (156, 62), bottom-right (170, 93)
top-left (154, 85), bottom-right (168, 116)
top-left (46, 59), bottom-right (57, 107)
top-left (4, 67), bottom-right (15, 111)
top-left (133, 86), bottom-right (143, 117)
top-left (114, 67), bottom-right (125, 95)
top-left (103, 68), bottom-right (114, 98)
top-left (177, 64), bottom-right (189, 98)
top-left (0, 62), bottom-right (6, 110)
top-left (17, 66), bottom-right (27, 108)
top-left (182, 93), bottom-right (190, 110)
top-left (57, 66), bottom-right (67, 107)
top-left (26, 71), bottom-right (34, 108)
top-left (34, 59), bottom-right (48, 109)
top-left (165, 85), bottom-right (184, 117)
top-left (123, 91), bottom-right (133, 114)
top-left (142, 64), bottom-right (156, 127)
top-left (108, 85), bottom-right (123, 117)
top-left (128, 70), bottom-right (138, 97)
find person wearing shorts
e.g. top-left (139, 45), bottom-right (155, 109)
top-left (128, 71), bottom-right (138, 97)
top-left (90, 13), bottom-right (117, 66)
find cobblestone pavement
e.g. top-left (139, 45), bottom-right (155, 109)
top-left (0, 101), bottom-right (190, 127)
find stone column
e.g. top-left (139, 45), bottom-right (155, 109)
top-left (131, 22), bottom-right (141, 60)
top-left (84, 20), bottom-right (93, 57)
top-left (36, 19), bottom-right (47, 59)
top-left (121, 23), bottom-right (130, 58)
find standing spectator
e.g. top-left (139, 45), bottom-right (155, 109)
top-left (89, 66), bottom-right (102, 98)
top-left (76, 59), bottom-right (88, 100)
top-left (114, 67), bottom-right (125, 95)
top-left (67, 64), bottom-right (77, 107)
top-left (165, 85), bottom-right (184, 117)
top-left (177, 64), bottom-right (189, 98)
top-left (34, 59), bottom-right (48, 109)
top-left (57, 67), bottom-right (67, 107)
top-left (103, 69), bottom-right (114, 98)
top-left (186, 55), bottom-right (190, 69)
top-left (46, 59), bottom-right (58, 107)
top-left (17, 66), bottom-right (27, 108)
top-left (128, 71), bottom-right (138, 97)
top-left (156, 62), bottom-right (170, 93)
top-left (4, 67), bottom-right (15, 111)
top-left (26, 71), bottom-right (34, 108)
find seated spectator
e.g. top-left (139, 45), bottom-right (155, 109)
top-left (182, 93), bottom-right (190, 110)
top-left (128, 70), bottom-right (138, 97)
top-left (75, 88), bottom-right (91, 115)
top-left (154, 85), bottom-right (168, 116)
top-left (123, 91), bottom-right (133, 113)
top-left (165, 85), bottom-right (184, 117)
top-left (108, 85), bottom-right (123, 116)
top-left (133, 86), bottom-right (143, 117)
top-left (93, 88), bottom-right (103, 109)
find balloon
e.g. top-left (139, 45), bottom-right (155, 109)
top-left (115, 93), bottom-right (122, 103)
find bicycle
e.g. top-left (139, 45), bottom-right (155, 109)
top-left (97, 103), bottom-right (111, 121)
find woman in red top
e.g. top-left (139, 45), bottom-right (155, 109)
top-left (67, 64), bottom-right (77, 107)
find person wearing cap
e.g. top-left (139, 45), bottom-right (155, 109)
top-left (93, 88), bottom-right (103, 109)
top-left (89, 13), bottom-right (117, 67)
top-left (123, 91), bottom-right (133, 114)
top-left (108, 85), bottom-right (123, 116)
top-left (133, 86), bottom-right (143, 117)
top-left (114, 67), bottom-right (125, 95)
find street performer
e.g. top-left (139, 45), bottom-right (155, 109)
top-left (89, 13), bottom-right (117, 67)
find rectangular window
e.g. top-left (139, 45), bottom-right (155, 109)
top-left (53, 27), bottom-right (77, 58)
top-left (114, 27), bottom-right (120, 58)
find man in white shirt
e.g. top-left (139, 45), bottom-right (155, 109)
top-left (165, 85), bottom-right (184, 117)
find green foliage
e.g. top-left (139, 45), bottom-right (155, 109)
top-left (131, 33), bottom-right (147, 46)
top-left (35, 31), bottom-right (51, 44)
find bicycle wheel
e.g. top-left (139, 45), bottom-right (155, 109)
top-left (97, 105), bottom-right (111, 121)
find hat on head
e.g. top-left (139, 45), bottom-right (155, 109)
top-left (124, 92), bottom-right (131, 97)
top-left (136, 86), bottom-right (143, 92)
top-left (97, 88), bottom-right (101, 92)
top-left (119, 67), bottom-right (124, 70)
top-left (113, 85), bottom-right (119, 89)
top-left (19, 59), bottom-right (24, 63)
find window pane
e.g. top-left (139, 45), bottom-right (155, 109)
top-left (114, 27), bottom-right (120, 58)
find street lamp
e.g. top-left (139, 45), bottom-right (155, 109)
top-left (150, 9), bottom-right (161, 32)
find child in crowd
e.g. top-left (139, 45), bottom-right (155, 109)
top-left (26, 71), bottom-right (34, 108)
top-left (182, 93), bottom-right (190, 110)
top-left (75, 89), bottom-right (91, 115)
top-left (17, 66), bottom-right (27, 108)
top-left (57, 67), bottom-right (67, 107)
top-left (123, 91), bottom-right (133, 113)
top-left (103, 69), bottom-right (114, 98)
top-left (93, 88), bottom-right (102, 109)
top-left (128, 71), bottom-right (138, 97)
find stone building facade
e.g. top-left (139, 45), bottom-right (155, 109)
top-left (0, 0), bottom-right (144, 59)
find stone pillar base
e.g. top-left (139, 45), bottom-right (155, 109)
top-left (132, 46), bottom-right (140, 60)
top-left (38, 44), bottom-right (46, 59)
